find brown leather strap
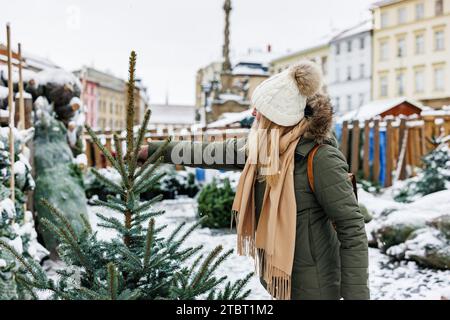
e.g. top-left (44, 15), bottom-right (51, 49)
top-left (307, 144), bottom-right (322, 193)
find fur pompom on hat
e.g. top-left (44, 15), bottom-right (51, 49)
top-left (251, 60), bottom-right (322, 126)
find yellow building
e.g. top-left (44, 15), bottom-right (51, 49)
top-left (270, 39), bottom-right (330, 90)
top-left (372, 0), bottom-right (450, 108)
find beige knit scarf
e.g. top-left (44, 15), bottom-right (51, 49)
top-left (232, 119), bottom-right (308, 300)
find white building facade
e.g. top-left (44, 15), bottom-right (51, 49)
top-left (328, 21), bottom-right (373, 116)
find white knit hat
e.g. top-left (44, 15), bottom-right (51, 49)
top-left (251, 60), bottom-right (323, 126)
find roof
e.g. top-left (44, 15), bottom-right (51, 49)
top-left (270, 32), bottom-right (338, 64)
top-left (73, 67), bottom-right (126, 92)
top-left (330, 20), bottom-right (373, 43)
top-left (149, 104), bottom-right (196, 125)
top-left (338, 97), bottom-right (424, 122)
top-left (208, 109), bottom-right (253, 128)
top-left (370, 0), bottom-right (402, 9)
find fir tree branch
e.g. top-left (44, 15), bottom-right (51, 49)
top-left (134, 194), bottom-right (163, 214)
top-left (41, 199), bottom-right (78, 241)
top-left (143, 218), bottom-right (155, 268)
top-left (113, 133), bottom-right (129, 188)
top-left (91, 168), bottom-right (124, 195)
top-left (0, 240), bottom-right (40, 280)
top-left (80, 213), bottom-right (92, 234)
top-left (191, 246), bottom-right (223, 288)
top-left (91, 199), bottom-right (126, 213)
top-left (85, 125), bottom-right (120, 172)
top-left (134, 137), bottom-right (171, 179)
top-left (129, 108), bottom-right (151, 180)
top-left (126, 51), bottom-right (137, 162)
top-left (40, 218), bottom-right (90, 271)
top-left (134, 170), bottom-right (165, 195)
top-left (107, 263), bottom-right (119, 300)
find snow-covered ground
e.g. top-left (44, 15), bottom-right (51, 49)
top-left (88, 197), bottom-right (450, 300)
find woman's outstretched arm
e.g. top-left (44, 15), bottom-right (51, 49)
top-left (138, 138), bottom-right (247, 171)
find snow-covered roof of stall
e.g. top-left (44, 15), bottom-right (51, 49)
top-left (149, 104), bottom-right (196, 125)
top-left (208, 109), bottom-right (253, 128)
top-left (0, 64), bottom-right (38, 83)
top-left (37, 67), bottom-right (82, 89)
top-left (338, 97), bottom-right (424, 122)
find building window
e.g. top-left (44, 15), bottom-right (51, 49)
top-left (335, 68), bottom-right (340, 82)
top-left (347, 66), bottom-right (352, 80)
top-left (396, 72), bottom-right (405, 95)
top-left (358, 93), bottom-right (365, 107)
top-left (435, 30), bottom-right (445, 51)
top-left (336, 43), bottom-right (340, 55)
top-left (397, 38), bottom-right (406, 57)
top-left (380, 41), bottom-right (389, 61)
top-left (416, 3), bottom-right (425, 20)
top-left (347, 95), bottom-right (352, 110)
top-left (380, 75), bottom-right (388, 97)
top-left (415, 34), bottom-right (425, 54)
top-left (434, 66), bottom-right (445, 91)
top-left (347, 40), bottom-right (352, 53)
top-left (398, 7), bottom-right (407, 24)
top-left (335, 97), bottom-right (340, 111)
top-left (414, 70), bottom-right (425, 93)
top-left (435, 0), bottom-right (444, 16)
top-left (381, 12), bottom-right (389, 28)
top-left (360, 64), bottom-right (365, 78)
top-left (360, 37), bottom-right (365, 50)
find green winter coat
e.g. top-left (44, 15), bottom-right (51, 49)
top-left (146, 98), bottom-right (369, 300)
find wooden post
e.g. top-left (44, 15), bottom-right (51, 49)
top-left (363, 120), bottom-right (370, 180)
top-left (397, 118), bottom-right (408, 180)
top-left (105, 137), bottom-right (112, 167)
top-left (385, 119), bottom-right (393, 187)
top-left (7, 23), bottom-right (15, 203)
top-left (17, 43), bottom-right (25, 131)
top-left (85, 139), bottom-right (93, 167)
top-left (351, 120), bottom-right (360, 174)
top-left (373, 119), bottom-right (380, 184)
top-left (340, 121), bottom-right (349, 161)
top-left (422, 116), bottom-right (435, 153)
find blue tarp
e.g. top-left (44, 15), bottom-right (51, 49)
top-left (335, 123), bottom-right (342, 143)
top-left (369, 129), bottom-right (387, 186)
top-left (195, 168), bottom-right (205, 182)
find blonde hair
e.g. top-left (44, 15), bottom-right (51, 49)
top-left (245, 115), bottom-right (295, 187)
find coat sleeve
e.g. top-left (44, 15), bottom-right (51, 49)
top-left (146, 138), bottom-right (246, 171)
top-left (313, 145), bottom-right (370, 300)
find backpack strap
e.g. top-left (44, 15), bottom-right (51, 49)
top-left (307, 144), bottom-right (359, 201)
top-left (307, 144), bottom-right (323, 193)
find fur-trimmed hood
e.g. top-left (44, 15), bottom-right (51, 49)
top-left (302, 92), bottom-right (334, 144)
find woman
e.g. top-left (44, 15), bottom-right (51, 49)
top-left (139, 61), bottom-right (369, 300)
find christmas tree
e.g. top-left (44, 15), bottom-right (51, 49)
top-left (0, 52), bottom-right (252, 300)
top-left (1, 127), bottom-right (48, 300)
top-left (394, 135), bottom-right (450, 203)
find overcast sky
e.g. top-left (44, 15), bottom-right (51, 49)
top-left (1, 0), bottom-right (375, 105)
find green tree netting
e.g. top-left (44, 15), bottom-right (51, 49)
top-left (33, 116), bottom-right (88, 251)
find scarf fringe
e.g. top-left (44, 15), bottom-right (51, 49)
top-left (237, 232), bottom-right (292, 300)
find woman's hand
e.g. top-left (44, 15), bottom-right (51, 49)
top-left (137, 145), bottom-right (149, 165)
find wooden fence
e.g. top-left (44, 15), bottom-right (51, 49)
top-left (83, 113), bottom-right (450, 188)
top-left (339, 113), bottom-right (450, 187)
